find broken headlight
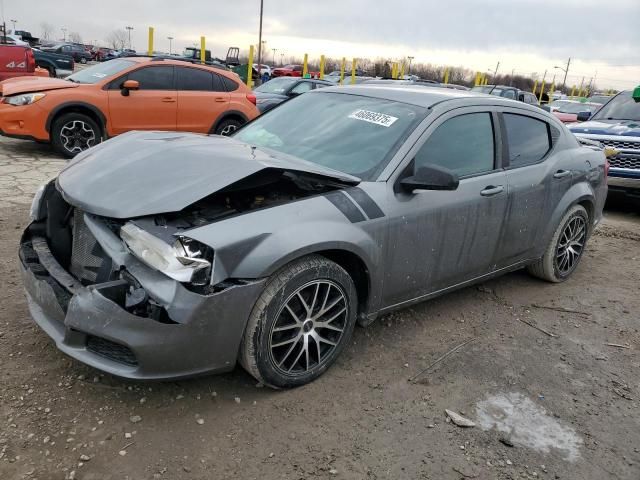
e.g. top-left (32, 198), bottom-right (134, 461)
top-left (120, 222), bottom-right (212, 284)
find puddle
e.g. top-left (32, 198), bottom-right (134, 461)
top-left (476, 392), bottom-right (582, 462)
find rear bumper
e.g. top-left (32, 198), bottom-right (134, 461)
top-left (20, 229), bottom-right (266, 380)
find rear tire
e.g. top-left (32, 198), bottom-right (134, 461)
top-left (80, 57), bottom-right (87, 64)
top-left (214, 118), bottom-right (243, 136)
top-left (239, 255), bottom-right (358, 389)
top-left (51, 112), bottom-right (102, 159)
top-left (527, 205), bottom-right (589, 283)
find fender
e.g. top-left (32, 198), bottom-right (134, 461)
top-left (210, 110), bottom-right (249, 134)
top-left (45, 102), bottom-right (108, 133)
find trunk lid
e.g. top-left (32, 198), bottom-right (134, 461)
top-left (57, 131), bottom-right (360, 219)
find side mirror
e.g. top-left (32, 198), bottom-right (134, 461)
top-left (577, 111), bottom-right (591, 122)
top-left (400, 165), bottom-right (459, 193)
top-left (121, 79), bottom-right (139, 96)
top-left (632, 85), bottom-right (640, 103)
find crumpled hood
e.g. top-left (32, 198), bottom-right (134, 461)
top-left (0, 77), bottom-right (78, 96)
top-left (569, 119), bottom-right (640, 137)
top-left (57, 131), bottom-right (359, 219)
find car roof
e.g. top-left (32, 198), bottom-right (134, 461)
top-left (315, 84), bottom-right (548, 112)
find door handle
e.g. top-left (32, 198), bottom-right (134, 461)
top-left (214, 97), bottom-right (226, 103)
top-left (553, 169), bottom-right (571, 179)
top-left (161, 97), bottom-right (176, 103)
top-left (480, 185), bottom-right (504, 197)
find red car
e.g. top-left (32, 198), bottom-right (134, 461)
top-left (271, 64), bottom-right (319, 78)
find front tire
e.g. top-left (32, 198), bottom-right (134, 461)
top-left (51, 112), bottom-right (101, 159)
top-left (527, 205), bottom-right (589, 282)
top-left (239, 255), bottom-right (358, 389)
top-left (80, 57), bottom-right (87, 64)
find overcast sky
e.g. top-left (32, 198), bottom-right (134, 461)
top-left (4, 0), bottom-right (640, 89)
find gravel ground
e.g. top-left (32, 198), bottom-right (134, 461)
top-left (0, 136), bottom-right (639, 480)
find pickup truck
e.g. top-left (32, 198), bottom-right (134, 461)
top-left (570, 88), bottom-right (640, 197)
top-left (33, 48), bottom-right (74, 78)
top-left (0, 44), bottom-right (37, 81)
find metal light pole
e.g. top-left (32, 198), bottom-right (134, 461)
top-left (554, 57), bottom-right (570, 92)
top-left (10, 18), bottom-right (15, 31)
top-left (280, 52), bottom-right (284, 66)
top-left (125, 26), bottom-right (133, 50)
top-left (61, 27), bottom-right (66, 42)
top-left (271, 48), bottom-right (277, 65)
top-left (493, 61), bottom-right (500, 81)
top-left (407, 56), bottom-right (414, 74)
top-left (256, 0), bottom-right (264, 82)
top-left (167, 36), bottom-right (173, 55)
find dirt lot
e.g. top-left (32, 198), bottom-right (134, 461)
top-left (0, 137), bottom-right (639, 480)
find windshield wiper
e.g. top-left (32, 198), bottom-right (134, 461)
top-left (605, 118), bottom-right (638, 121)
top-left (66, 78), bottom-right (78, 83)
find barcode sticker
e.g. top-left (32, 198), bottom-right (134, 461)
top-left (348, 109), bottom-right (398, 127)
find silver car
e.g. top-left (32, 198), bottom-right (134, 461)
top-left (20, 86), bottom-right (607, 388)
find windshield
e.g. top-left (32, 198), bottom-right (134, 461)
top-left (592, 92), bottom-right (640, 121)
top-left (234, 92), bottom-right (427, 180)
top-left (254, 77), bottom-right (297, 94)
top-left (471, 86), bottom-right (493, 93)
top-left (66, 59), bottom-right (135, 84)
top-left (549, 100), bottom-right (571, 109)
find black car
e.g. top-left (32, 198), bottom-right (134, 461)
top-left (254, 77), bottom-right (332, 113)
top-left (33, 48), bottom-right (74, 78)
top-left (42, 43), bottom-right (92, 64)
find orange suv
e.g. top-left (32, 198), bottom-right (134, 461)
top-left (0, 57), bottom-right (259, 157)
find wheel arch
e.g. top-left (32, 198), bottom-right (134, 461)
top-left (46, 102), bottom-right (107, 137)
top-left (543, 183), bottom-right (596, 251)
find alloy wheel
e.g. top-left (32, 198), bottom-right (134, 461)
top-left (269, 280), bottom-right (348, 376)
top-left (555, 215), bottom-right (587, 275)
top-left (220, 124), bottom-right (238, 135)
top-left (59, 120), bottom-right (96, 154)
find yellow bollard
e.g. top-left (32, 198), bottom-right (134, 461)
top-left (339, 57), bottom-right (346, 85)
top-left (538, 80), bottom-right (545, 104)
top-left (532, 80), bottom-right (538, 96)
top-left (391, 63), bottom-right (398, 80)
top-left (200, 37), bottom-right (206, 64)
top-left (549, 82), bottom-right (555, 102)
top-left (247, 45), bottom-right (254, 88)
top-left (147, 27), bottom-right (154, 56)
top-left (319, 55), bottom-right (325, 80)
top-left (302, 53), bottom-right (309, 78)
top-left (474, 72), bottom-right (481, 86)
top-left (400, 61), bottom-right (406, 79)
top-left (443, 67), bottom-right (449, 85)
top-left (350, 58), bottom-right (357, 85)
top-left (570, 85), bottom-right (575, 98)
top-left (483, 75), bottom-right (488, 85)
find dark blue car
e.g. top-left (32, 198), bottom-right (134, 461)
top-left (570, 90), bottom-right (640, 197)
top-left (254, 77), bottom-right (332, 113)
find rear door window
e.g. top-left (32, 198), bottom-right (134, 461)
top-left (127, 66), bottom-right (175, 90)
top-left (222, 76), bottom-right (239, 92)
top-left (176, 67), bottom-right (212, 91)
top-left (290, 82), bottom-right (314, 95)
top-left (503, 113), bottom-right (551, 167)
top-left (415, 112), bottom-right (495, 177)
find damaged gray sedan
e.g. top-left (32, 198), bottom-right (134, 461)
top-left (20, 86), bottom-right (607, 388)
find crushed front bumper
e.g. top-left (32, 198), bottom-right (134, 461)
top-left (20, 231), bottom-right (266, 380)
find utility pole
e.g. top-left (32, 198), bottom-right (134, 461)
top-left (493, 61), bottom-right (500, 81)
top-left (407, 56), bottom-right (414, 74)
top-left (125, 26), bottom-right (133, 50)
top-left (280, 52), bottom-right (284, 66)
top-left (61, 27), bottom-right (66, 42)
top-left (271, 48), bottom-right (277, 65)
top-left (9, 18), bottom-right (15, 31)
top-left (167, 36), bottom-right (173, 55)
top-left (562, 57), bottom-right (570, 92)
top-left (509, 68), bottom-right (515, 86)
top-left (256, 0), bottom-right (264, 83)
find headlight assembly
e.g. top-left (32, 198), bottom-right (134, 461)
top-left (120, 222), bottom-right (212, 284)
top-left (3, 92), bottom-right (46, 106)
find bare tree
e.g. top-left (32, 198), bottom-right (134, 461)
top-left (40, 22), bottom-right (54, 40)
top-left (106, 29), bottom-right (128, 50)
top-left (69, 32), bottom-right (82, 44)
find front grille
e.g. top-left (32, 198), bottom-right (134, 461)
top-left (70, 210), bottom-right (113, 285)
top-left (600, 139), bottom-right (640, 150)
top-left (86, 335), bottom-right (138, 366)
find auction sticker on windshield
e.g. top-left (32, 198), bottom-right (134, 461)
top-left (348, 109), bottom-right (399, 127)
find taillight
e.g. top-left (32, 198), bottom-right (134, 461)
top-left (26, 48), bottom-right (35, 71)
top-left (246, 93), bottom-right (257, 105)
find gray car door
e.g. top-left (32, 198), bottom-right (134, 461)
top-left (496, 108), bottom-right (570, 265)
top-left (382, 107), bottom-right (509, 308)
